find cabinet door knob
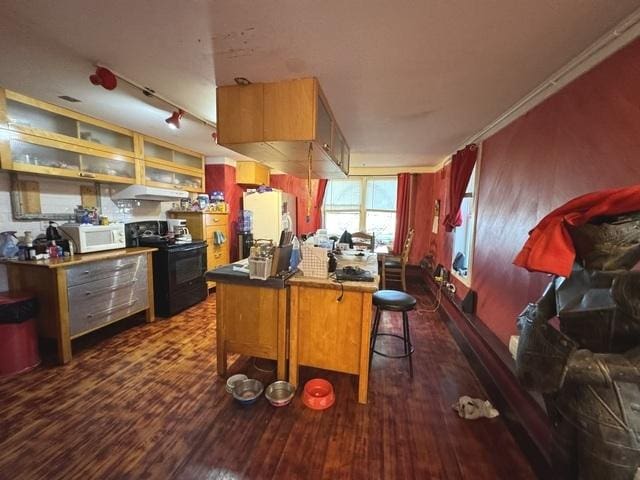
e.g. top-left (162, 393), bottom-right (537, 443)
top-left (322, 143), bottom-right (330, 151)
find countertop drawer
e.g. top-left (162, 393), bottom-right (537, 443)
top-left (205, 214), bottom-right (228, 227)
top-left (67, 268), bottom-right (147, 304)
top-left (69, 281), bottom-right (148, 336)
top-left (66, 254), bottom-right (146, 287)
top-left (69, 294), bottom-right (147, 337)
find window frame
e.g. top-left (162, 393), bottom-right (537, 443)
top-left (323, 176), bottom-right (397, 246)
top-left (450, 157), bottom-right (481, 287)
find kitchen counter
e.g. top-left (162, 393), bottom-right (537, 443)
top-left (6, 247), bottom-right (156, 364)
top-left (288, 252), bottom-right (379, 404)
top-left (205, 262), bottom-right (294, 289)
top-left (3, 247), bottom-right (157, 268)
top-left (288, 251), bottom-right (379, 292)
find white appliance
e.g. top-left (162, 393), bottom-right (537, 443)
top-left (58, 223), bottom-right (126, 253)
top-left (242, 190), bottom-right (296, 245)
top-left (111, 184), bottom-right (188, 202)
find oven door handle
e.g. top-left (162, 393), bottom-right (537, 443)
top-left (169, 244), bottom-right (207, 254)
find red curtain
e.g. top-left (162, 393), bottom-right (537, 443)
top-left (393, 173), bottom-right (411, 253)
top-left (443, 144), bottom-right (478, 232)
top-left (311, 179), bottom-right (328, 231)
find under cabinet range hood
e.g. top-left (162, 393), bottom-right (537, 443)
top-left (111, 185), bottom-right (189, 202)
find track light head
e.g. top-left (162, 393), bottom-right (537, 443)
top-left (89, 67), bottom-right (117, 90)
top-left (165, 109), bottom-right (184, 129)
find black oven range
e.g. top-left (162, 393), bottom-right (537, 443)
top-left (125, 221), bottom-right (207, 317)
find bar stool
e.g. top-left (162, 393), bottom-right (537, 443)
top-left (369, 289), bottom-right (417, 377)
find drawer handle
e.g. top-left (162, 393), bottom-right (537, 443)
top-left (84, 280), bottom-right (136, 297)
top-left (79, 172), bottom-right (96, 178)
top-left (86, 299), bottom-right (138, 319)
top-left (81, 263), bottom-right (134, 275)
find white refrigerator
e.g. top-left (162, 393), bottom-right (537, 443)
top-left (243, 190), bottom-right (296, 244)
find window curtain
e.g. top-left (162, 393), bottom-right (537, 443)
top-left (311, 179), bottom-right (328, 230)
top-left (392, 173), bottom-right (411, 253)
top-left (443, 144), bottom-right (478, 232)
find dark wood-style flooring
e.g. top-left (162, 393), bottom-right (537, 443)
top-left (0, 284), bottom-right (536, 480)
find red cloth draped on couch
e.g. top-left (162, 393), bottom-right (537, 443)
top-left (443, 144), bottom-right (478, 232)
top-left (393, 173), bottom-right (411, 254)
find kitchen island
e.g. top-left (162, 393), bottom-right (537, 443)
top-left (207, 252), bottom-right (379, 404)
top-left (5, 247), bottom-right (156, 363)
top-left (288, 253), bottom-right (378, 404)
top-left (205, 263), bottom-right (292, 381)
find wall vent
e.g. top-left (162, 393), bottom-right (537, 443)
top-left (57, 95), bottom-right (81, 103)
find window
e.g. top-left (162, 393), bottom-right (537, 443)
top-left (324, 177), bottom-right (397, 246)
top-left (451, 164), bottom-right (478, 284)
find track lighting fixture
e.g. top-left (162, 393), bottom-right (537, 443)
top-left (89, 67), bottom-right (117, 90)
top-left (89, 64), bottom-right (217, 139)
top-left (165, 109), bottom-right (184, 129)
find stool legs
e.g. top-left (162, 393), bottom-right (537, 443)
top-left (369, 307), bottom-right (382, 371)
top-left (402, 311), bottom-right (413, 378)
top-left (369, 306), bottom-right (414, 377)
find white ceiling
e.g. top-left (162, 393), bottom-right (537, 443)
top-left (1, 1), bottom-right (639, 169)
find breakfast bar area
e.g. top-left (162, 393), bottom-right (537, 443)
top-left (207, 253), bottom-right (379, 404)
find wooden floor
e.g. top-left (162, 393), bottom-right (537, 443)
top-left (0, 284), bottom-right (537, 480)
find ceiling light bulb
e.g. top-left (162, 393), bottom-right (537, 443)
top-left (165, 109), bottom-right (184, 129)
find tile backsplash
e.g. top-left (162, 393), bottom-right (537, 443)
top-left (0, 171), bottom-right (175, 291)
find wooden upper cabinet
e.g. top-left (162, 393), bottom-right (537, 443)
top-left (235, 160), bottom-right (270, 186)
top-left (216, 77), bottom-right (350, 178)
top-left (216, 83), bottom-right (264, 145)
top-left (0, 88), bottom-right (140, 184)
top-left (142, 137), bottom-right (205, 193)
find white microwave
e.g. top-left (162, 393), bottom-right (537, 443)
top-left (58, 223), bottom-right (126, 253)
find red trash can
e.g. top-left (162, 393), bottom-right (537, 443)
top-left (0, 292), bottom-right (40, 377)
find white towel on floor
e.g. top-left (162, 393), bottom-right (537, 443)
top-left (452, 396), bottom-right (499, 420)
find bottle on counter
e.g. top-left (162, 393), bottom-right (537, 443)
top-left (290, 236), bottom-right (301, 271)
top-left (48, 240), bottom-right (58, 258)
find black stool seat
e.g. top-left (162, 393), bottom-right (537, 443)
top-left (373, 290), bottom-right (416, 311)
top-left (370, 290), bottom-right (417, 377)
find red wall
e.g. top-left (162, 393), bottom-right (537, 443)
top-left (269, 174), bottom-right (320, 237)
top-left (470, 38), bottom-right (640, 343)
top-left (205, 166), bottom-right (322, 261)
top-left (205, 164), bottom-right (244, 261)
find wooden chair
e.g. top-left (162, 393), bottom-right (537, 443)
top-left (351, 231), bottom-right (375, 250)
top-left (381, 229), bottom-right (415, 291)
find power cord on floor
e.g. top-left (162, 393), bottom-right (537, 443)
top-left (422, 279), bottom-right (443, 313)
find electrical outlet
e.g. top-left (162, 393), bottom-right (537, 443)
top-left (509, 335), bottom-right (520, 359)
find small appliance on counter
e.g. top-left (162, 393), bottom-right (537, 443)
top-left (125, 220), bottom-right (207, 317)
top-left (58, 223), bottom-right (126, 253)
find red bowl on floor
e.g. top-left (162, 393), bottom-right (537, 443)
top-left (302, 378), bottom-right (335, 410)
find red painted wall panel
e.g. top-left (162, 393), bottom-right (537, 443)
top-left (205, 166), bottom-right (322, 261)
top-left (269, 174), bottom-right (320, 236)
top-left (205, 164), bottom-right (244, 261)
top-left (473, 37), bottom-right (640, 343)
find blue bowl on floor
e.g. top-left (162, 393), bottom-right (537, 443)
top-left (232, 379), bottom-right (264, 405)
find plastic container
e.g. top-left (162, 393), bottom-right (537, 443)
top-left (290, 236), bottom-right (301, 270)
top-left (0, 292), bottom-right (40, 377)
top-left (238, 210), bottom-right (253, 233)
top-left (302, 378), bottom-right (335, 410)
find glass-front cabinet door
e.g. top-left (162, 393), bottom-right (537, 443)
top-left (3, 133), bottom-right (136, 183)
top-left (2, 90), bottom-right (138, 158)
top-left (144, 165), bottom-right (203, 192)
top-left (143, 137), bottom-right (204, 193)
